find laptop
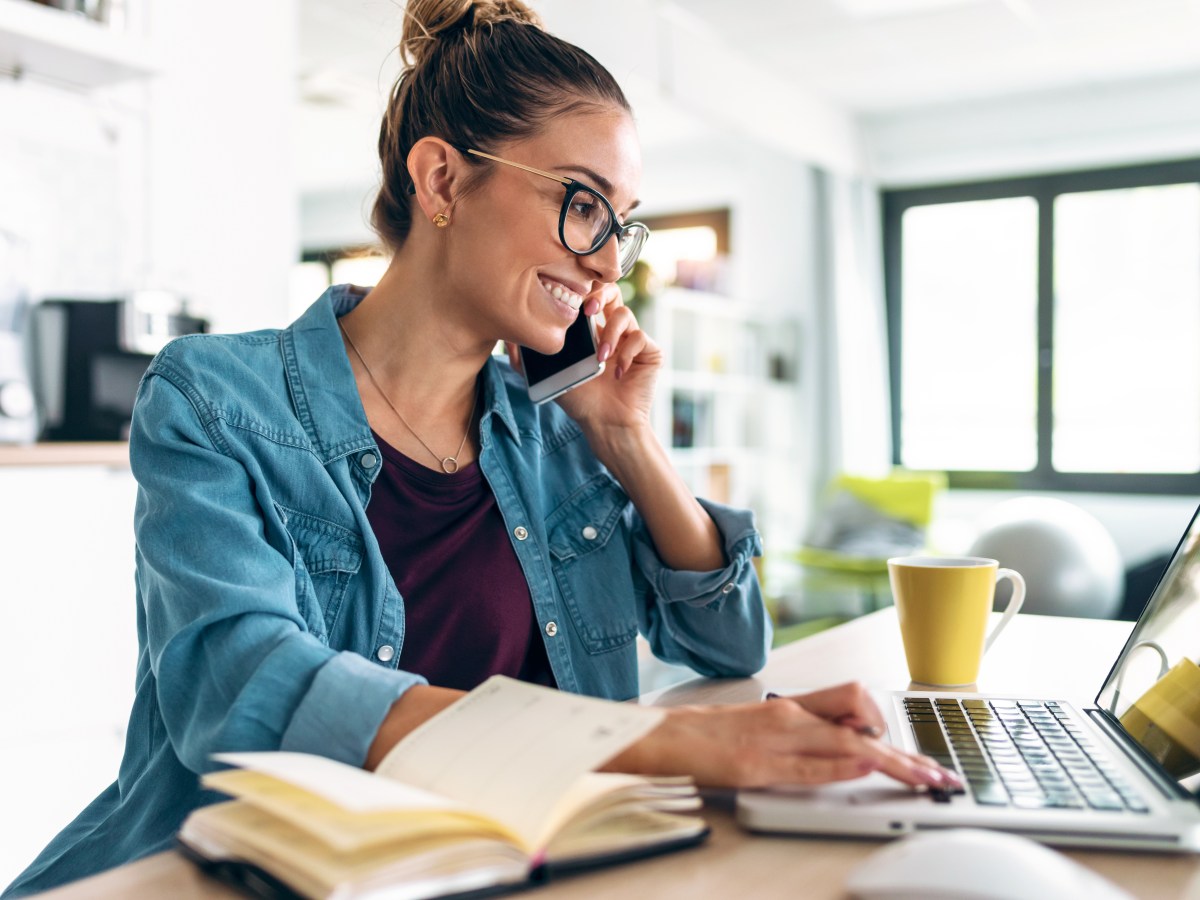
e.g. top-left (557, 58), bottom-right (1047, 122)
top-left (737, 504), bottom-right (1200, 851)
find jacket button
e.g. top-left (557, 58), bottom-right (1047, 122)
top-left (514, 526), bottom-right (529, 541)
top-left (545, 621), bottom-right (558, 637)
top-left (581, 525), bottom-right (598, 540)
top-left (360, 452), bottom-right (378, 469)
top-left (376, 645), bottom-right (395, 662)
top-left (722, 582), bottom-right (736, 594)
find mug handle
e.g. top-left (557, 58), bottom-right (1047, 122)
top-left (983, 568), bottom-right (1025, 654)
top-left (1109, 640), bottom-right (1170, 713)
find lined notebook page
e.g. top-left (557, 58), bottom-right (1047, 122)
top-left (375, 676), bottom-right (664, 848)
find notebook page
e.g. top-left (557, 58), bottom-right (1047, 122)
top-left (202, 768), bottom-right (506, 853)
top-left (212, 751), bottom-right (461, 813)
top-left (375, 676), bottom-right (664, 849)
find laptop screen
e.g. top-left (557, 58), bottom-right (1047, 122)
top-left (1095, 503), bottom-right (1200, 792)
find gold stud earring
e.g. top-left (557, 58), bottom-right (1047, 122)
top-left (433, 212), bottom-right (450, 228)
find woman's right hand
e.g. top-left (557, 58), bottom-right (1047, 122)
top-left (602, 684), bottom-right (960, 790)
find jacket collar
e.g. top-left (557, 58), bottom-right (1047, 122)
top-left (282, 284), bottom-right (521, 464)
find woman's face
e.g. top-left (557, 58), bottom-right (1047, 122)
top-left (446, 106), bottom-right (642, 355)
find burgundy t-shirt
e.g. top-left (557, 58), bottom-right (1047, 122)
top-left (365, 430), bottom-right (556, 691)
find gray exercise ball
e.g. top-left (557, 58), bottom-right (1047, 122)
top-left (967, 497), bottom-right (1124, 619)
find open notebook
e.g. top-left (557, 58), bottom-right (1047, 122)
top-left (179, 676), bottom-right (708, 900)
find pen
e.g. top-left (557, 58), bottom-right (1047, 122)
top-left (764, 692), bottom-right (885, 738)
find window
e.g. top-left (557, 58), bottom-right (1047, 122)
top-left (290, 246), bottom-right (390, 322)
top-left (634, 208), bottom-right (730, 295)
top-left (884, 159), bottom-right (1200, 493)
top-left (898, 197), bottom-right (1038, 473)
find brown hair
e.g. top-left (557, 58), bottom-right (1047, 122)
top-left (370, 0), bottom-right (631, 254)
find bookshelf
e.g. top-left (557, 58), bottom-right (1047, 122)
top-left (644, 286), bottom-right (803, 549)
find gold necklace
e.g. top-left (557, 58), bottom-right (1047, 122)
top-left (339, 320), bottom-right (478, 474)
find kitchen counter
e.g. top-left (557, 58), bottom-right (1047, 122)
top-left (0, 442), bottom-right (129, 467)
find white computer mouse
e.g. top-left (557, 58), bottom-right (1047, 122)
top-left (844, 828), bottom-right (1134, 900)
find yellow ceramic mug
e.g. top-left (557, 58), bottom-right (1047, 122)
top-left (888, 556), bottom-right (1026, 687)
top-left (1120, 657), bottom-right (1200, 780)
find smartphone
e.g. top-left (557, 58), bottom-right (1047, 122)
top-left (520, 314), bottom-right (605, 405)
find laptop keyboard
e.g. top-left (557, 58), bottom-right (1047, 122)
top-left (903, 697), bottom-right (1150, 813)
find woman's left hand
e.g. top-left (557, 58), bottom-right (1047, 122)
top-left (507, 283), bottom-right (662, 432)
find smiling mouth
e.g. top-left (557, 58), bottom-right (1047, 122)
top-left (540, 277), bottom-right (584, 311)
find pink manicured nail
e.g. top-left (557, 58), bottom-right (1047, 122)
top-left (597, 342), bottom-right (612, 363)
top-left (614, 365), bottom-right (624, 380)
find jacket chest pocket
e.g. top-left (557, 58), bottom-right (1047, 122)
top-left (547, 474), bottom-right (637, 654)
top-left (278, 504), bottom-right (364, 642)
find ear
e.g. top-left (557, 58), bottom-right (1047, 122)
top-left (406, 137), bottom-right (466, 223)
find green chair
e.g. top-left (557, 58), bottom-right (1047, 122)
top-left (791, 470), bottom-right (947, 616)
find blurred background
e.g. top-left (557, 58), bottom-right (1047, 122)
top-left (4, 0), bottom-right (1200, 884)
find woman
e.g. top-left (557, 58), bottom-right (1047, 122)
top-left (3, 2), bottom-right (955, 895)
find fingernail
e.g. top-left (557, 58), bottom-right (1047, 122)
top-left (858, 725), bottom-right (883, 738)
top-left (597, 342), bottom-right (612, 363)
top-left (614, 365), bottom-right (624, 380)
top-left (585, 298), bottom-right (600, 316)
top-left (921, 766), bottom-right (946, 785)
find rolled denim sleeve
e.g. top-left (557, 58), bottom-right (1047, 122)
top-left (632, 498), bottom-right (771, 677)
top-left (131, 369), bottom-right (423, 773)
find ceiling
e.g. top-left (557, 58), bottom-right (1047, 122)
top-left (295, 0), bottom-right (1200, 190)
top-left (677, 0), bottom-right (1200, 111)
top-left (299, 0), bottom-right (1200, 112)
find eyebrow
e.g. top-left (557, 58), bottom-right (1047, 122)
top-left (558, 166), bottom-right (641, 216)
top-left (559, 165), bottom-right (611, 193)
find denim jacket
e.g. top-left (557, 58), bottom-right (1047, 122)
top-left (4, 284), bottom-right (769, 897)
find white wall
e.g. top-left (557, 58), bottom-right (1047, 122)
top-left (301, 185), bottom-right (378, 250)
top-left (863, 71), bottom-right (1200, 187)
top-left (144, 0), bottom-right (299, 333)
top-left (0, 78), bottom-right (144, 300)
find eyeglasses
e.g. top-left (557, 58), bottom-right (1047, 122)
top-left (460, 147), bottom-right (649, 279)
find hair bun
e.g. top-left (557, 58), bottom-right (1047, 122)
top-left (401, 0), bottom-right (542, 68)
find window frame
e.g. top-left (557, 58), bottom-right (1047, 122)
top-left (883, 157), bottom-right (1200, 495)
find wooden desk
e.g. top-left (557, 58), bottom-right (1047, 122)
top-left (0, 442), bottom-right (128, 467)
top-left (38, 610), bottom-right (1200, 899)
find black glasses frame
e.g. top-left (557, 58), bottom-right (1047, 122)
top-left (458, 147), bottom-right (648, 277)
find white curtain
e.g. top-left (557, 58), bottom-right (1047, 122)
top-left (812, 169), bottom-right (893, 487)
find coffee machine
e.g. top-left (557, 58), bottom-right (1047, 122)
top-left (30, 292), bottom-right (208, 441)
top-left (0, 230), bottom-right (37, 445)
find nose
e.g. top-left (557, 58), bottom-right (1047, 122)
top-left (581, 232), bottom-right (622, 284)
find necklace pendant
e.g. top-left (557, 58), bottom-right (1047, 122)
top-left (441, 457), bottom-right (459, 474)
